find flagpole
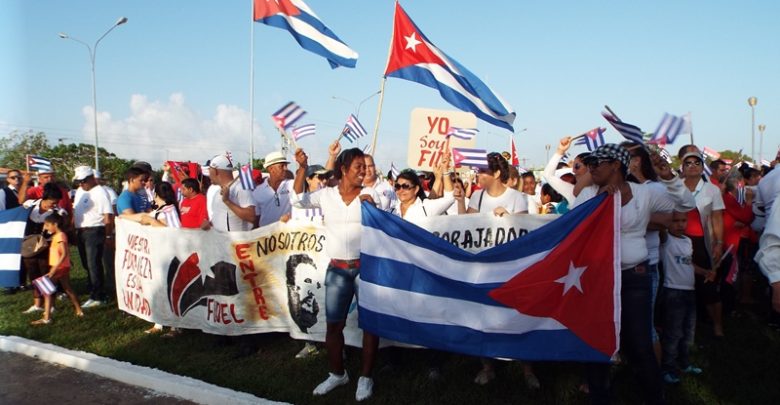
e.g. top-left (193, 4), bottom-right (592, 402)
top-left (369, 77), bottom-right (387, 156)
top-left (25, 154), bottom-right (30, 173)
top-left (689, 111), bottom-right (694, 145)
top-left (249, 0), bottom-right (255, 168)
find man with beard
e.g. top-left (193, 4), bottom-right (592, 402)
top-left (286, 254), bottom-right (321, 333)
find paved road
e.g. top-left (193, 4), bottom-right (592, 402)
top-left (0, 351), bottom-right (197, 405)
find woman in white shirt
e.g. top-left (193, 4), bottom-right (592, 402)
top-left (572, 144), bottom-right (695, 405)
top-left (543, 136), bottom-right (592, 206)
top-left (467, 152), bottom-right (528, 216)
top-left (392, 155), bottom-right (459, 220)
top-left (292, 146), bottom-right (379, 402)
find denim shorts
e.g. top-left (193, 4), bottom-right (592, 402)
top-left (324, 262), bottom-right (360, 323)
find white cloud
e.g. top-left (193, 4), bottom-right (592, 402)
top-left (81, 93), bottom-right (268, 167)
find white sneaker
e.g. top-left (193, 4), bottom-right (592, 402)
top-left (313, 372), bottom-right (349, 396)
top-left (82, 299), bottom-right (103, 308)
top-left (295, 342), bottom-right (319, 359)
top-left (355, 376), bottom-right (374, 402)
top-left (22, 305), bottom-right (43, 314)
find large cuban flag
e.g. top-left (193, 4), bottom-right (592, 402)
top-left (253, 0), bottom-right (359, 69)
top-left (383, 2), bottom-right (516, 132)
top-left (359, 193), bottom-right (620, 362)
top-left (0, 207), bottom-right (30, 287)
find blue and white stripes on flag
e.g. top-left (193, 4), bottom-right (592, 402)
top-left (737, 185), bottom-right (747, 206)
top-left (651, 113), bottom-right (690, 145)
top-left (161, 205), bottom-right (181, 229)
top-left (239, 164), bottom-right (256, 191)
top-left (761, 159), bottom-right (772, 167)
top-left (0, 207), bottom-right (30, 287)
top-left (574, 127), bottom-right (606, 151)
top-left (446, 127), bottom-right (478, 140)
top-left (27, 155), bottom-right (53, 172)
top-left (390, 163), bottom-right (400, 179)
top-left (452, 147), bottom-right (488, 169)
top-left (253, 0), bottom-right (358, 69)
top-left (33, 275), bottom-right (57, 296)
top-left (272, 102), bottom-right (307, 130)
top-left (342, 114), bottom-right (367, 143)
top-left (601, 111), bottom-right (644, 144)
top-left (292, 123), bottom-right (316, 141)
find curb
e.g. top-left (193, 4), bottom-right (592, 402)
top-left (0, 335), bottom-right (289, 405)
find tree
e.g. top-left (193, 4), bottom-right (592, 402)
top-left (0, 130), bottom-right (51, 169)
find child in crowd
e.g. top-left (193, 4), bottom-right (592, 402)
top-left (660, 211), bottom-right (708, 383)
top-left (31, 212), bottom-right (83, 325)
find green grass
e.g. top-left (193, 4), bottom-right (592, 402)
top-left (2, 249), bottom-right (779, 404)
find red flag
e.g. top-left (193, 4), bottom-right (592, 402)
top-left (489, 195), bottom-right (620, 357)
top-left (253, 0), bottom-right (300, 20)
top-left (510, 137), bottom-right (519, 166)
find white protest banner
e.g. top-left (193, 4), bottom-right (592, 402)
top-left (115, 213), bottom-right (556, 346)
top-left (407, 108), bottom-right (477, 171)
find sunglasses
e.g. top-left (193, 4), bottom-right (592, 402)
top-left (586, 159), bottom-right (615, 168)
top-left (7, 176), bottom-right (19, 180)
top-left (683, 160), bottom-right (702, 167)
top-left (394, 182), bottom-right (415, 191)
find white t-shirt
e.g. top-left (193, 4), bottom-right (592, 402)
top-left (644, 182), bottom-right (666, 265)
top-left (391, 192), bottom-right (455, 224)
top-left (468, 187), bottom-right (528, 214)
top-left (573, 177), bottom-right (695, 269)
top-left (252, 179), bottom-right (294, 227)
top-left (661, 234), bottom-right (696, 290)
top-left (206, 184), bottom-right (220, 221)
top-left (208, 181), bottom-right (255, 232)
top-left (525, 192), bottom-right (540, 215)
top-left (73, 185), bottom-right (113, 228)
top-left (364, 178), bottom-right (396, 212)
top-left (293, 186), bottom-right (379, 260)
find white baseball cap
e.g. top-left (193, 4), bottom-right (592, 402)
top-left (73, 165), bottom-right (94, 181)
top-left (208, 154), bottom-right (233, 171)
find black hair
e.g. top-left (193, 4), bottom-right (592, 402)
top-left (507, 165), bottom-right (520, 181)
top-left (286, 253), bottom-right (316, 286)
top-left (333, 148), bottom-right (365, 180)
top-left (624, 144), bottom-right (658, 183)
top-left (541, 183), bottom-right (563, 203)
top-left (154, 181), bottom-right (179, 216)
top-left (41, 183), bottom-right (63, 201)
top-left (709, 159), bottom-right (726, 171)
top-left (181, 178), bottom-right (200, 194)
top-left (487, 152), bottom-right (510, 183)
top-left (576, 152), bottom-right (591, 161)
top-left (521, 172), bottom-right (536, 181)
top-left (676, 144), bottom-right (698, 159)
top-left (125, 167), bottom-right (147, 182)
top-left (44, 211), bottom-right (64, 228)
top-left (396, 169), bottom-right (427, 201)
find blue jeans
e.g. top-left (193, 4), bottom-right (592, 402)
top-left (649, 263), bottom-right (659, 342)
top-left (588, 264), bottom-right (665, 405)
top-left (661, 287), bottom-right (696, 372)
top-left (324, 262), bottom-right (360, 323)
top-left (77, 227), bottom-right (106, 301)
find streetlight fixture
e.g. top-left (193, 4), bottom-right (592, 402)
top-left (748, 96), bottom-right (757, 163)
top-left (758, 124), bottom-right (766, 164)
top-left (59, 16), bottom-right (128, 172)
top-left (545, 144), bottom-right (551, 164)
top-left (331, 90), bottom-right (381, 119)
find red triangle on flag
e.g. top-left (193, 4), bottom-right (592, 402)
top-left (510, 137), bottom-right (519, 166)
top-left (452, 148), bottom-right (466, 167)
top-left (489, 195), bottom-right (619, 357)
top-left (384, 2), bottom-right (447, 75)
top-left (253, 0), bottom-right (300, 20)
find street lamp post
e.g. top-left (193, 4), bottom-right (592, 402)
top-left (331, 90), bottom-right (381, 119)
top-left (748, 96), bottom-right (758, 163)
top-left (59, 17), bottom-right (128, 172)
top-left (545, 144), bottom-right (551, 165)
top-left (758, 124), bottom-right (766, 164)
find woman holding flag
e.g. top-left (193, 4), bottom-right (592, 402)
top-left (391, 153), bottom-right (459, 220)
top-left (292, 144), bottom-right (380, 402)
top-left (572, 143), bottom-right (695, 404)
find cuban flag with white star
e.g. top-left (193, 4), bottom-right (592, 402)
top-left (358, 192), bottom-right (620, 362)
top-left (383, 3), bottom-right (516, 132)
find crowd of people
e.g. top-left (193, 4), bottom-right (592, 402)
top-left (1, 137), bottom-right (779, 404)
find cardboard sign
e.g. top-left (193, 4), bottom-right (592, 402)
top-left (407, 108), bottom-right (477, 171)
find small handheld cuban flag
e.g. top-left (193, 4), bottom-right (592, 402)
top-left (390, 162), bottom-right (400, 180)
top-left (702, 146), bottom-right (720, 160)
top-left (761, 159), bottom-right (772, 167)
top-left (272, 101), bottom-right (306, 130)
top-left (650, 112), bottom-right (690, 146)
top-left (33, 275), bottom-right (57, 296)
top-left (342, 114), bottom-right (367, 143)
top-left (292, 123), bottom-right (316, 141)
top-left (27, 155), bottom-right (53, 172)
top-left (574, 127), bottom-right (606, 152)
top-left (601, 110), bottom-right (644, 144)
top-left (161, 205), bottom-right (181, 229)
top-left (446, 127), bottom-right (478, 141)
top-left (452, 147), bottom-right (488, 169)
top-left (239, 164), bottom-right (256, 191)
top-left (736, 184), bottom-right (747, 206)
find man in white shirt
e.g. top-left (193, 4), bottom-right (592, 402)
top-left (362, 154), bottom-right (395, 212)
top-left (0, 169), bottom-right (22, 211)
top-left (72, 166), bottom-right (114, 307)
top-left (205, 154), bottom-right (256, 232)
top-left (253, 151), bottom-right (295, 227)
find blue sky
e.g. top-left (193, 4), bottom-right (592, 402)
top-left (1, 0), bottom-right (778, 172)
